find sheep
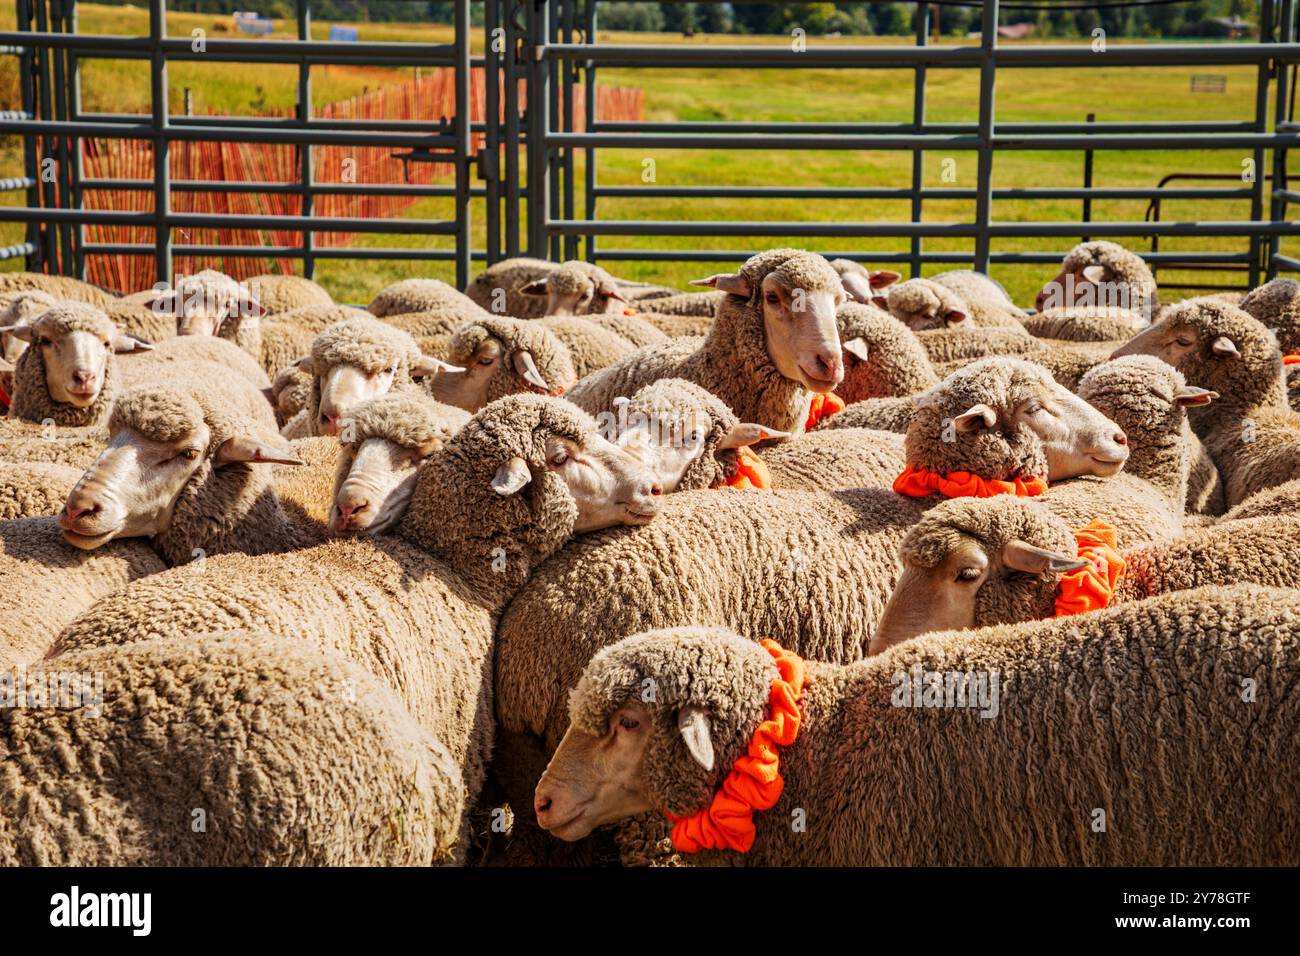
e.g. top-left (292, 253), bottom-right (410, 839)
top-left (608, 378), bottom-right (785, 492)
top-left (258, 304), bottom-right (369, 382)
top-left (492, 356), bottom-right (1129, 860)
top-left (468, 258), bottom-right (661, 320)
top-left (828, 257), bottom-right (899, 305)
top-left (564, 249), bottom-right (847, 437)
top-left (1034, 240), bottom-right (1159, 321)
top-left (871, 495), bottom-right (1300, 653)
top-left (1113, 297), bottom-right (1299, 507)
top-left (0, 271), bottom-right (116, 308)
top-left (102, 299), bottom-right (178, 345)
top-left (1036, 355), bottom-right (1212, 548)
top-left (5, 302), bottom-right (153, 428)
top-left (243, 273), bottom-right (334, 314)
top-left (1239, 277), bottom-right (1300, 353)
top-left (51, 394), bottom-right (665, 860)
top-left (882, 275), bottom-right (1026, 332)
top-left (634, 290), bottom-right (723, 318)
top-left (582, 312), bottom-right (669, 349)
top-left (1021, 305), bottom-right (1150, 343)
top-left (1220, 477), bottom-right (1300, 521)
top-left (1, 629), bottom-right (467, 865)
top-left (833, 301), bottom-right (938, 405)
top-left (427, 315), bottom-right (576, 414)
top-left (279, 316), bottom-right (460, 439)
top-left (134, 269), bottom-right (263, 359)
top-left (535, 585), bottom-right (1300, 866)
top-left (0, 460), bottom-right (81, 519)
top-left (120, 332), bottom-right (272, 393)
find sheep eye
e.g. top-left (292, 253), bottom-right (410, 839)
top-left (956, 567), bottom-right (982, 582)
top-left (765, 292), bottom-right (780, 305)
top-left (548, 451), bottom-right (569, 467)
top-left (180, 448), bottom-right (201, 461)
top-left (477, 355), bottom-right (495, 366)
top-left (1176, 336), bottom-right (1195, 347)
top-left (618, 716), bottom-right (640, 731)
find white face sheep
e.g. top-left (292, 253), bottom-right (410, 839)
top-left (6, 304), bottom-right (152, 424)
top-left (827, 258), bottom-right (899, 305)
top-left (59, 393), bottom-right (303, 550)
top-left (691, 255), bottom-right (845, 391)
top-left (535, 593), bottom-right (1300, 865)
top-left (1034, 240), bottom-right (1159, 320)
top-left (141, 268), bottom-right (264, 339)
top-left (428, 315), bottom-right (577, 413)
top-left (519, 261), bottom-right (631, 317)
top-left (881, 277), bottom-right (971, 331)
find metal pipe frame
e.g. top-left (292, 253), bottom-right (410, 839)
top-left (529, 0), bottom-right (1300, 287)
top-left (0, 0), bottom-right (484, 282)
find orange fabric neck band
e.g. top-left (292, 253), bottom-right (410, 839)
top-left (668, 639), bottom-right (807, 854)
top-left (721, 445), bottom-right (771, 490)
top-left (1054, 520), bottom-right (1126, 617)
top-left (1284, 354), bottom-right (1300, 366)
top-left (804, 392), bottom-right (845, 431)
top-left (0, 379), bottom-right (9, 411)
top-left (622, 305), bottom-right (638, 317)
top-left (893, 465), bottom-right (1049, 499)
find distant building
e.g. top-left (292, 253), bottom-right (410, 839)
top-left (1203, 16), bottom-right (1251, 38)
top-left (233, 12), bottom-right (273, 36)
top-left (998, 23), bottom-right (1035, 40)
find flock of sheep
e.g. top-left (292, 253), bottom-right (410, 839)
top-left (0, 240), bottom-right (1297, 866)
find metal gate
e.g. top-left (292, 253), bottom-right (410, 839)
top-left (2, 0), bottom-right (1300, 293)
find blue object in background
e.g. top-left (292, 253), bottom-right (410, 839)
top-left (329, 25), bottom-right (360, 42)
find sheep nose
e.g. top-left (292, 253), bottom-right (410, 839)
top-left (72, 370), bottom-right (95, 387)
top-left (63, 499), bottom-right (98, 523)
top-left (649, 482), bottom-right (663, 497)
top-left (320, 413), bottom-right (340, 436)
top-left (339, 500), bottom-right (366, 520)
top-left (1114, 431), bottom-right (1128, 446)
top-left (534, 791), bottom-right (554, 823)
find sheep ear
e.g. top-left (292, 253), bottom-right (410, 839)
top-left (410, 354), bottom-right (465, 379)
top-left (1002, 539), bottom-right (1089, 575)
top-left (5, 323), bottom-right (33, 343)
top-left (952, 403), bottom-right (997, 433)
top-left (1081, 264), bottom-right (1108, 284)
top-left (1174, 385), bottom-right (1218, 407)
top-left (838, 271), bottom-right (874, 304)
top-left (519, 278), bottom-right (549, 297)
top-left (0, 356), bottom-right (13, 373)
top-left (1211, 336), bottom-right (1239, 357)
top-left (491, 456), bottom-right (532, 496)
top-left (717, 421), bottom-right (789, 449)
top-left (870, 270), bottom-right (901, 289)
top-left (605, 287), bottom-right (629, 303)
top-left (944, 310), bottom-right (968, 327)
top-left (214, 436), bottom-right (306, 467)
top-left (842, 337), bottom-right (870, 362)
top-left (689, 272), bottom-right (750, 297)
top-left (512, 350), bottom-right (550, 391)
top-left (111, 333), bottom-right (154, 353)
top-left (293, 355), bottom-right (315, 375)
top-left (871, 295), bottom-right (890, 311)
top-left (677, 706), bottom-right (715, 771)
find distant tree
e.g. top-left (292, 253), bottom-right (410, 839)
top-left (661, 2), bottom-right (699, 36)
top-left (601, 2), bottom-right (666, 32)
top-left (698, 4), bottom-right (735, 34)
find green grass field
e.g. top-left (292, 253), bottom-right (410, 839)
top-left (1, 4), bottom-right (1295, 305)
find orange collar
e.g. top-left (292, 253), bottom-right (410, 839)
top-left (0, 379), bottom-right (9, 411)
top-left (622, 305), bottom-right (638, 317)
top-left (720, 446), bottom-right (771, 490)
top-left (893, 465), bottom-right (1049, 499)
top-left (1284, 354), bottom-right (1300, 366)
top-left (804, 392), bottom-right (845, 431)
top-left (668, 639), bottom-right (806, 854)
top-left (1054, 520), bottom-right (1126, 616)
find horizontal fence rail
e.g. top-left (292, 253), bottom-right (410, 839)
top-left (0, 0), bottom-right (1297, 294)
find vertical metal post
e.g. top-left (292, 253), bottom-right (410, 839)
top-left (504, 0), bottom-right (521, 257)
top-left (149, 0), bottom-right (171, 286)
top-left (527, 0), bottom-right (551, 257)
top-left (485, 0), bottom-right (501, 264)
top-left (1249, 1), bottom-right (1272, 287)
top-left (561, 0), bottom-right (576, 260)
top-left (1270, 0), bottom-right (1295, 280)
top-left (297, 0), bottom-right (315, 278)
top-left (16, 0), bottom-right (40, 270)
top-left (49, 0), bottom-right (74, 273)
top-left (582, 0), bottom-right (596, 263)
top-left (68, 0), bottom-right (85, 278)
top-left (547, 0), bottom-right (561, 259)
top-left (909, 3), bottom-right (929, 279)
top-left (454, 0), bottom-right (472, 287)
top-left (973, 0), bottom-right (998, 273)
top-left (33, 0), bottom-right (59, 270)
top-left (1081, 112), bottom-right (1094, 243)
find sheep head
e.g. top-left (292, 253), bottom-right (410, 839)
top-left (432, 315), bottom-right (577, 412)
top-left (11, 303), bottom-right (148, 410)
top-left (908, 358), bottom-right (1129, 483)
top-left (297, 317), bottom-right (461, 436)
top-left (59, 386), bottom-right (302, 552)
top-left (535, 626), bottom-right (776, 842)
top-left (870, 497), bottom-right (1083, 656)
top-left (1239, 277), bottom-right (1300, 355)
top-left (835, 300), bottom-right (938, 402)
top-left (1111, 298), bottom-right (1285, 424)
top-left (0, 289), bottom-right (59, 363)
top-left (1035, 240), bottom-right (1157, 319)
top-left (692, 249), bottom-right (846, 393)
top-left (883, 278), bottom-right (971, 332)
top-left (829, 257), bottom-right (899, 305)
top-left (519, 261), bottom-right (628, 317)
top-left (330, 392), bottom-right (470, 534)
top-left (141, 269), bottom-right (264, 338)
